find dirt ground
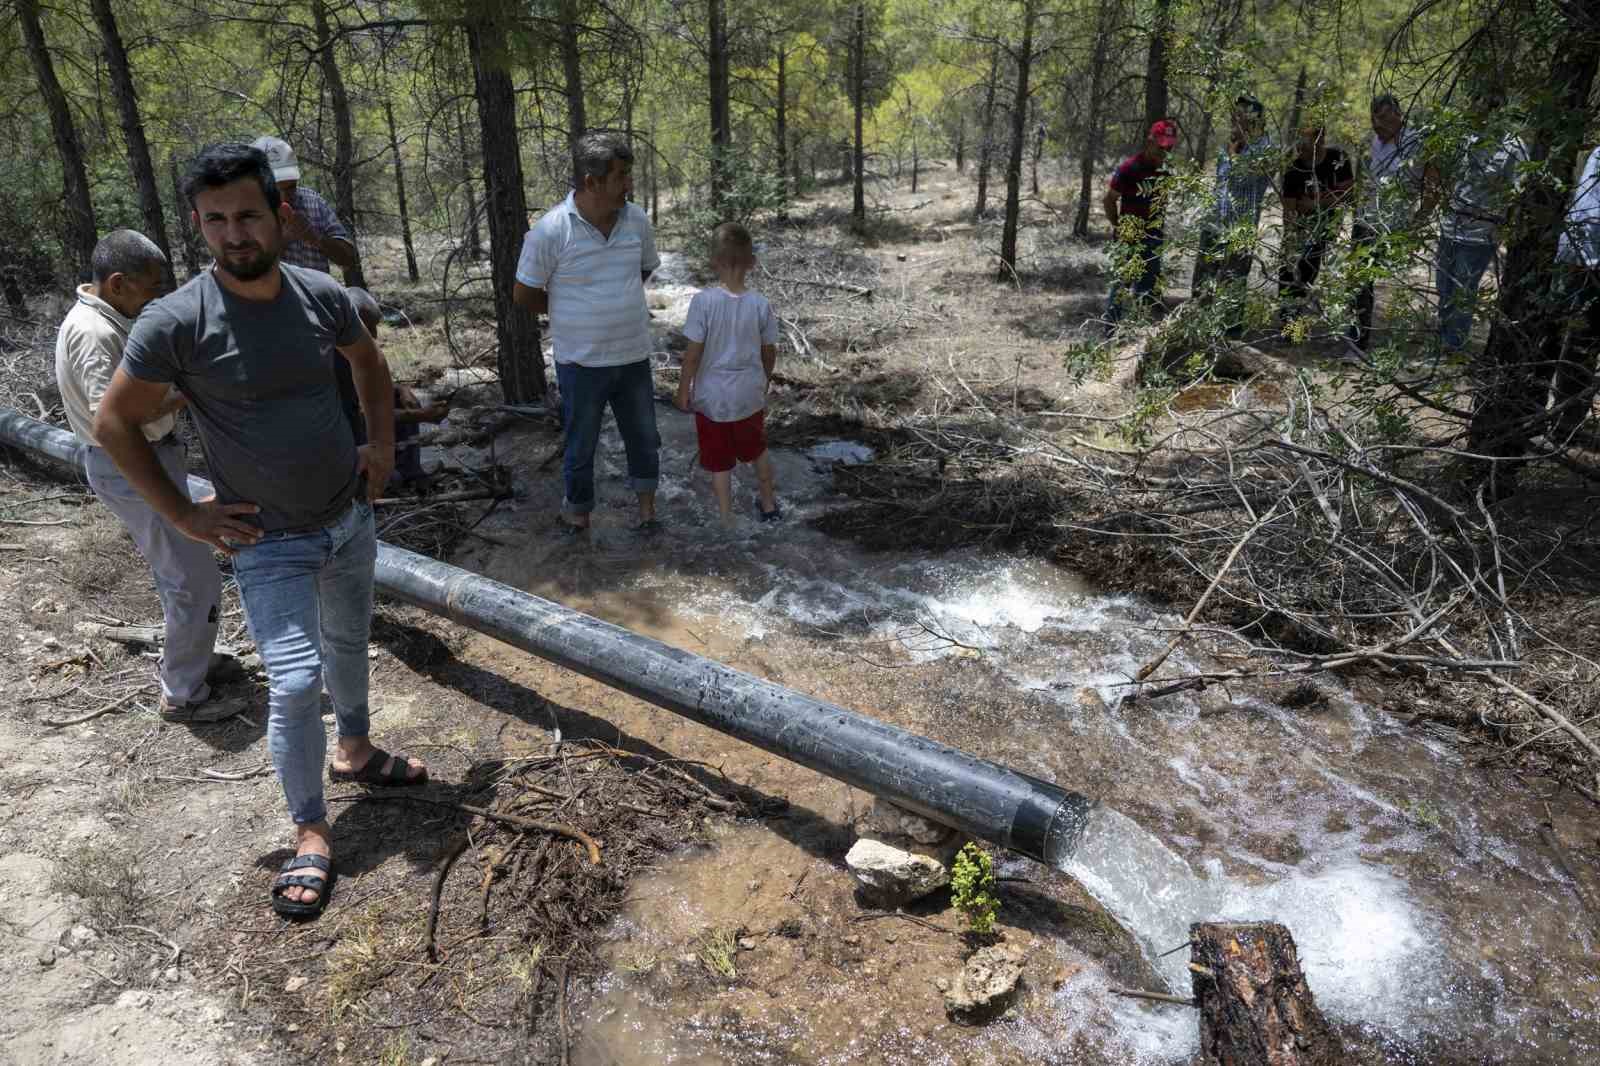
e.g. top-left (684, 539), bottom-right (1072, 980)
top-left (3, 160), bottom-right (1597, 1065)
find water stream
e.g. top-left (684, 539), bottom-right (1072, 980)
top-left (452, 278), bottom-right (1600, 1064)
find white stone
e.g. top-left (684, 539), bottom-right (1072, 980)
top-left (61, 925), bottom-right (99, 951)
top-left (284, 975), bottom-right (308, 993)
top-left (845, 837), bottom-right (950, 905)
top-left (945, 943), bottom-right (1024, 1023)
top-left (114, 991), bottom-right (153, 1010)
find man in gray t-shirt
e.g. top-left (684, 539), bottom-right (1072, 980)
top-left (122, 262), bottom-right (364, 532)
top-left (95, 142), bottom-right (424, 921)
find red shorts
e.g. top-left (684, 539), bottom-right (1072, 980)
top-left (695, 410), bottom-right (767, 472)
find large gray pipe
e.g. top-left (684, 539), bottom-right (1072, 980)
top-left (0, 407), bottom-right (1093, 866)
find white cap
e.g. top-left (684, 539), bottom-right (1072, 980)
top-left (251, 136), bottom-right (301, 183)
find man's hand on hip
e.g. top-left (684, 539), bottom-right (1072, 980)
top-left (358, 443), bottom-right (395, 501)
top-left (176, 497), bottom-right (262, 555)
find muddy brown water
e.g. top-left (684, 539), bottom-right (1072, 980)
top-left (423, 336), bottom-right (1598, 1063)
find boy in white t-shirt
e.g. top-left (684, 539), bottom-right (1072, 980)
top-left (674, 223), bottom-right (781, 523)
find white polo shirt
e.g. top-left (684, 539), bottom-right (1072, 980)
top-left (1558, 146), bottom-right (1600, 269)
top-left (516, 193), bottom-right (660, 367)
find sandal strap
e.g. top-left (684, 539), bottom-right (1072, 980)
top-left (272, 874), bottom-right (327, 894)
top-left (380, 754), bottom-right (415, 783)
top-left (282, 853), bottom-right (332, 873)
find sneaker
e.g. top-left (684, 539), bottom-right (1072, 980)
top-left (205, 652), bottom-right (249, 685)
top-left (159, 694), bottom-right (247, 724)
top-left (758, 505), bottom-right (783, 523)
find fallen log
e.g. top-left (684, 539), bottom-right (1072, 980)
top-left (1191, 921), bottom-right (1345, 1065)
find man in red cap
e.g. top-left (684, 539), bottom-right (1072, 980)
top-left (1103, 119), bottom-right (1178, 334)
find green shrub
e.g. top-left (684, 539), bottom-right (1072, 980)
top-left (950, 842), bottom-right (999, 935)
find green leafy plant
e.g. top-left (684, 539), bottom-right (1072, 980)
top-left (950, 842), bottom-right (1000, 935)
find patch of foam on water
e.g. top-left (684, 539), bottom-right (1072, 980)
top-left (1212, 862), bottom-right (1438, 1027)
top-left (990, 960), bottom-right (1196, 1065)
top-left (807, 440), bottom-right (875, 466)
top-left (1063, 806), bottom-right (1449, 1046)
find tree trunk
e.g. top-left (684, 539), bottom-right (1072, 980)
top-left (1075, 0), bottom-right (1113, 236)
top-left (1285, 66), bottom-right (1308, 142)
top-left (999, 2), bottom-right (1036, 274)
top-left (170, 154), bottom-right (200, 279)
top-left (1031, 114), bottom-right (1043, 197)
top-left (851, 1), bottom-right (867, 233)
top-left (313, 0), bottom-right (365, 288)
top-left (1190, 922), bottom-right (1346, 1065)
top-left (467, 22), bottom-right (544, 404)
top-left (955, 116), bottom-right (966, 172)
top-left (1470, 0), bottom-right (1600, 459)
top-left (776, 46), bottom-right (789, 200)
top-left (456, 98), bottom-right (484, 259)
top-left (560, 6), bottom-right (586, 181)
top-left (18, 0), bottom-right (96, 278)
top-left (975, 45), bottom-right (1000, 222)
top-left (709, 0), bottom-right (731, 207)
top-left (89, 0), bottom-right (172, 289)
top-left (1145, 0), bottom-right (1172, 129)
top-left (649, 111), bottom-right (660, 225)
top-left (912, 134), bottom-right (919, 193)
top-left (385, 99), bottom-right (420, 282)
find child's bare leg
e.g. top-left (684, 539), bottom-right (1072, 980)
top-left (711, 470), bottom-right (734, 522)
top-left (753, 451), bottom-right (778, 512)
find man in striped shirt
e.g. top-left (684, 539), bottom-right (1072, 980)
top-left (252, 136), bottom-right (360, 276)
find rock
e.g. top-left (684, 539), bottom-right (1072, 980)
top-left (114, 990), bottom-right (153, 1011)
top-left (420, 1058), bottom-right (439, 1066)
top-left (859, 797), bottom-right (955, 846)
top-left (61, 925), bottom-right (99, 951)
top-left (1075, 687), bottom-right (1110, 714)
top-left (1196, 685), bottom-right (1234, 716)
top-left (845, 837), bottom-right (951, 906)
top-left (36, 945), bottom-right (55, 967)
top-left (163, 966), bottom-right (179, 984)
top-left (944, 944), bottom-right (1024, 1024)
top-left (934, 976), bottom-right (950, 992)
top-left (284, 975), bottom-right (308, 994)
top-left (737, 937), bottom-right (757, 951)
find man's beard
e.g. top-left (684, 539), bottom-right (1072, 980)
top-left (214, 241), bottom-right (278, 281)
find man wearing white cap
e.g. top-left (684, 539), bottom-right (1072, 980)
top-left (251, 135), bottom-right (359, 275)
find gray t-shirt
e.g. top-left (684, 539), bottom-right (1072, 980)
top-left (122, 265), bottom-right (363, 533)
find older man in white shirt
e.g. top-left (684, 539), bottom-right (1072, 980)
top-left (1348, 93), bottom-right (1430, 351)
top-left (513, 131), bottom-right (661, 533)
top-left (54, 230), bottom-right (238, 723)
top-left (1548, 145), bottom-right (1600, 434)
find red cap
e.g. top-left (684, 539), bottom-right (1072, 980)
top-left (1149, 119), bottom-right (1179, 148)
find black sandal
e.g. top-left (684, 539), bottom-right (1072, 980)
top-left (328, 747), bottom-right (429, 788)
top-left (271, 854), bottom-right (335, 918)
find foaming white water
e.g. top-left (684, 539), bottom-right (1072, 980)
top-left (1063, 807), bottom-right (1441, 1035)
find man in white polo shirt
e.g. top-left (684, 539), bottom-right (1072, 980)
top-left (513, 132), bottom-right (662, 533)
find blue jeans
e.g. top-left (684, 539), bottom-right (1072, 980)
top-left (556, 360), bottom-right (661, 515)
top-left (1436, 238), bottom-right (1497, 351)
top-left (232, 498), bottom-right (376, 825)
top-left (1106, 232), bottom-right (1164, 327)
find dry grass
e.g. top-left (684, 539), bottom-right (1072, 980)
top-left (49, 841), bottom-right (149, 931)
